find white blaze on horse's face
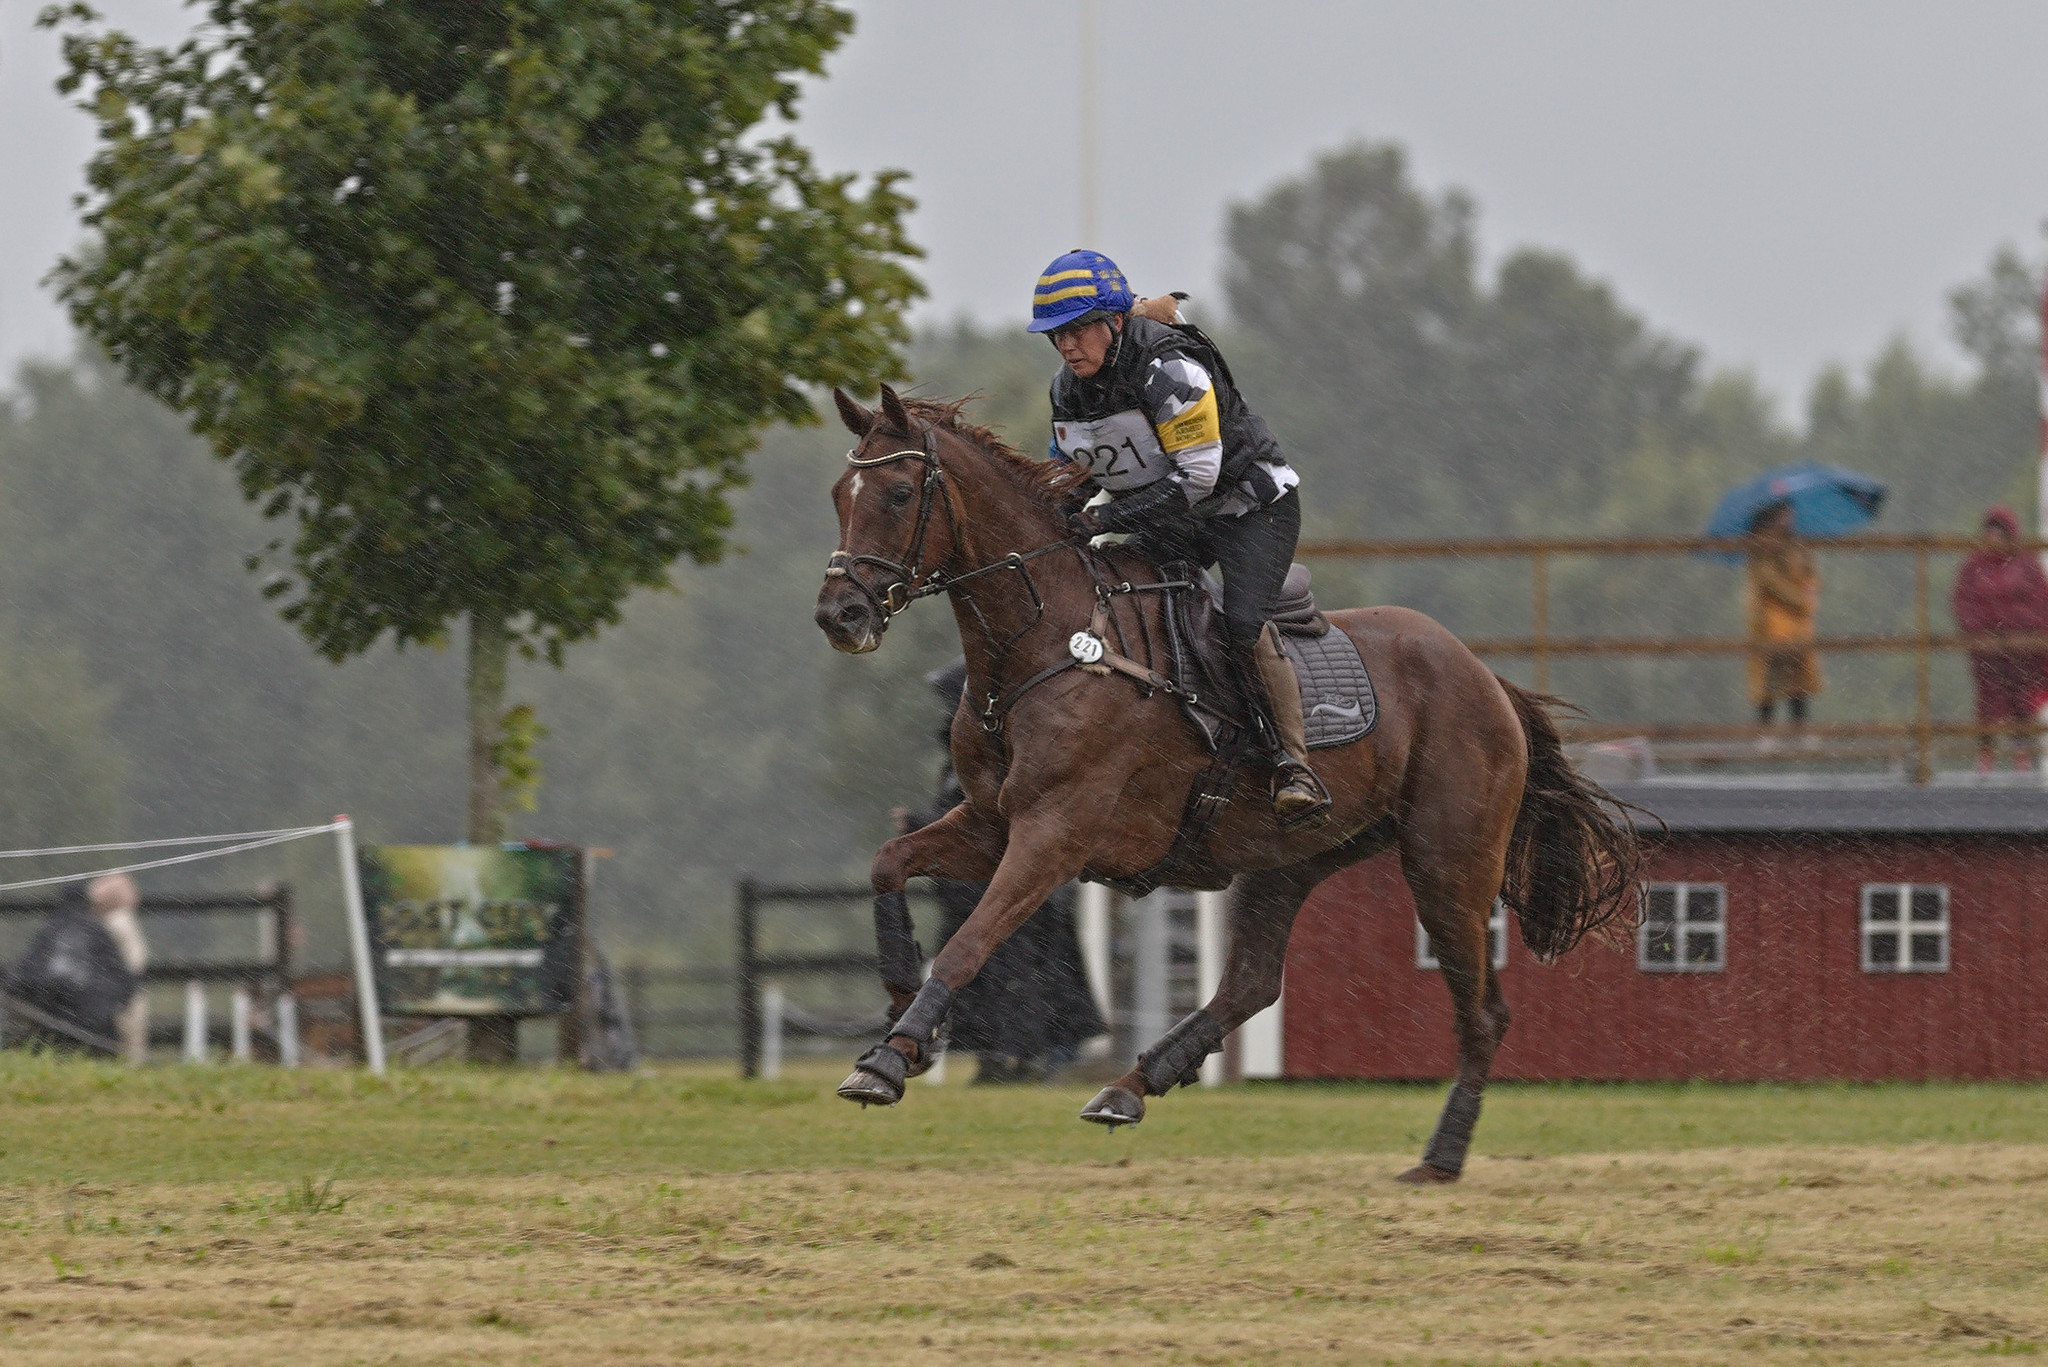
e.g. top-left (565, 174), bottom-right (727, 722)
top-left (821, 386), bottom-right (938, 656)
top-left (817, 460), bottom-right (891, 655)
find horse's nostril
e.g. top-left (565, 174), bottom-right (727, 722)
top-left (837, 604), bottom-right (867, 627)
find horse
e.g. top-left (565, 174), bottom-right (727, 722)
top-left (814, 384), bottom-right (1639, 1184)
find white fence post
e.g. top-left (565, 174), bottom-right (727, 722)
top-left (759, 983), bottom-right (784, 1081)
top-left (1238, 990), bottom-right (1284, 1079)
top-left (276, 993), bottom-right (300, 1069)
top-left (1131, 889), bottom-right (1169, 1050)
top-left (334, 815), bottom-right (387, 1076)
top-left (1195, 890), bottom-right (1227, 1087)
top-left (1077, 882), bottom-right (1113, 1021)
top-left (182, 980), bottom-right (207, 1063)
top-left (230, 987), bottom-right (252, 1062)
top-left (920, 960), bottom-right (947, 1086)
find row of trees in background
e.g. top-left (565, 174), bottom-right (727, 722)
top-left (1228, 142), bottom-right (2040, 546)
top-left (0, 124), bottom-right (2040, 958)
top-left (1222, 142), bottom-right (2043, 727)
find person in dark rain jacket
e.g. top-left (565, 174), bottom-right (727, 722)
top-left (1952, 505), bottom-right (2048, 774)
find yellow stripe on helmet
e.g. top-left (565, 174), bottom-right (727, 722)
top-left (1037, 268), bottom-right (1095, 286)
top-left (1033, 283), bottom-right (1102, 306)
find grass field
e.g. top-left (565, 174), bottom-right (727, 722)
top-left (1, 1055), bottom-right (2045, 1365)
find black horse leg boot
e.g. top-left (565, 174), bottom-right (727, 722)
top-left (1257, 623), bottom-right (1331, 830)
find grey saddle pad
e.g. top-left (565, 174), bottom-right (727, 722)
top-left (1279, 626), bottom-right (1378, 749)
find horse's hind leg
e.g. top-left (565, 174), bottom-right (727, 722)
top-left (1081, 823), bottom-right (1396, 1128)
top-left (1078, 869), bottom-right (1306, 1127)
top-left (1398, 825), bottom-right (1514, 1186)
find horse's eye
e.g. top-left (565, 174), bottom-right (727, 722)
top-left (887, 484), bottom-right (914, 508)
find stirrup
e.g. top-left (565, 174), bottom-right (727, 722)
top-left (1272, 758), bottom-right (1332, 831)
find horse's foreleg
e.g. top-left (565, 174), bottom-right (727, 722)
top-left (924, 808), bottom-right (1088, 990)
top-left (839, 806), bottom-right (1087, 1108)
top-left (867, 804), bottom-right (1004, 1011)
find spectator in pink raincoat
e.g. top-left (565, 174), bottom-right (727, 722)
top-left (1952, 505), bottom-right (2048, 773)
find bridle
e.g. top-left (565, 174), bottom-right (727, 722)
top-left (824, 423), bottom-right (1082, 637)
top-left (824, 427), bottom-right (947, 622)
top-left (825, 417), bottom-right (1217, 742)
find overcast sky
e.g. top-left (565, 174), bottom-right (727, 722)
top-left (5, 1), bottom-right (2045, 415)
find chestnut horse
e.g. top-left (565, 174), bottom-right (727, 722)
top-left (815, 385), bottom-right (1638, 1183)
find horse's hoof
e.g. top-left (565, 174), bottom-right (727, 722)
top-left (1079, 1085), bottom-right (1145, 1129)
top-left (836, 1068), bottom-right (903, 1107)
top-left (1395, 1163), bottom-right (1460, 1186)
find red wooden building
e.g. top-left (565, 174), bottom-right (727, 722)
top-left (1281, 783), bottom-right (2048, 1081)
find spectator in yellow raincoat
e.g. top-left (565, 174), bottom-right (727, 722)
top-left (1746, 502), bottom-right (1822, 730)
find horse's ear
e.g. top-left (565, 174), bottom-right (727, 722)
top-left (833, 388), bottom-right (874, 437)
top-left (878, 383), bottom-right (913, 433)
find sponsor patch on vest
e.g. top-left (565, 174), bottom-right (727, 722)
top-left (1156, 386), bottom-right (1220, 453)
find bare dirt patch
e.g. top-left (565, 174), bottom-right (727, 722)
top-left (1, 1143), bottom-right (2044, 1364)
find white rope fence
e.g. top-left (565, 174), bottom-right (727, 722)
top-left (0, 816), bottom-right (385, 1075)
top-left (0, 822), bottom-right (345, 895)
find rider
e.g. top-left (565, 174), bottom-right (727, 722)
top-left (1030, 248), bottom-right (1330, 829)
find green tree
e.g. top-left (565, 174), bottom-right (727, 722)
top-left (1458, 249), bottom-right (1702, 535)
top-left (1799, 245), bottom-right (2043, 538)
top-left (1222, 140), bottom-right (1705, 545)
top-left (42, 0), bottom-right (921, 841)
top-left (0, 624), bottom-right (126, 851)
top-left (1223, 140), bottom-right (1478, 534)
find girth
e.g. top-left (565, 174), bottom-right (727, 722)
top-left (975, 577), bottom-right (1249, 899)
top-left (979, 578), bottom-right (1234, 736)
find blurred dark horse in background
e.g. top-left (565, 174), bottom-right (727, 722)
top-left (815, 385), bottom-right (1639, 1183)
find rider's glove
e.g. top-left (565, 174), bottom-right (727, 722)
top-left (1065, 505), bottom-right (1105, 538)
top-left (1089, 477), bottom-right (1192, 536)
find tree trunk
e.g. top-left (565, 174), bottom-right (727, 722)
top-left (466, 612), bottom-right (510, 845)
top-left (464, 612), bottom-right (518, 1064)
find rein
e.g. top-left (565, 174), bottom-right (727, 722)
top-left (827, 422), bottom-right (1209, 741)
top-left (825, 428), bottom-right (1082, 624)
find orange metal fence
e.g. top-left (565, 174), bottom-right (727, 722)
top-left (1296, 533), bottom-right (2048, 783)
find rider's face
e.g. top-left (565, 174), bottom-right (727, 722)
top-left (1050, 318), bottom-right (1117, 378)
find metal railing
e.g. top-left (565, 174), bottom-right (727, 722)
top-left (1298, 532), bottom-right (2047, 783)
top-left (734, 877), bottom-right (893, 1078)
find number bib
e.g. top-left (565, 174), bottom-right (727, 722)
top-left (1053, 408), bottom-right (1169, 491)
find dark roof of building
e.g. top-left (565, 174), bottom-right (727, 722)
top-left (1604, 782), bottom-right (2048, 836)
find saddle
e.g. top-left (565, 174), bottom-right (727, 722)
top-left (1158, 561), bottom-right (1361, 751)
top-left (1085, 562), bottom-right (1377, 899)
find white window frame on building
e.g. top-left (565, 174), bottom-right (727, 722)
top-left (1638, 882), bottom-right (1726, 973)
top-left (1416, 900), bottom-right (1508, 971)
top-left (1861, 883), bottom-right (1949, 973)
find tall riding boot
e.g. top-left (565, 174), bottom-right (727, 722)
top-left (1251, 623), bottom-right (1332, 830)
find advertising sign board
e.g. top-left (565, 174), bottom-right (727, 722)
top-left (358, 844), bottom-right (581, 1017)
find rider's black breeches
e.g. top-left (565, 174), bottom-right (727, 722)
top-left (1126, 489), bottom-right (1300, 652)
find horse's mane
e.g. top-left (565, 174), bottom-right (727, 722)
top-left (900, 396), bottom-right (1087, 508)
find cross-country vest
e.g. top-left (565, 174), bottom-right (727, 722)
top-left (1049, 315), bottom-right (1285, 515)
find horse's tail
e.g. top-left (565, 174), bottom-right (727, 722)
top-left (1495, 676), bottom-right (1647, 960)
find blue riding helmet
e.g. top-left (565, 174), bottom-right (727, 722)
top-left (1026, 249), bottom-right (1135, 333)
